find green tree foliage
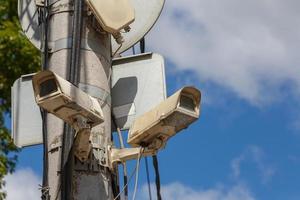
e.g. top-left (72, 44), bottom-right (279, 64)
top-left (0, 0), bottom-right (40, 198)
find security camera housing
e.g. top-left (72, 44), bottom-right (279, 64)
top-left (32, 70), bottom-right (105, 162)
top-left (127, 86), bottom-right (201, 150)
top-left (32, 70), bottom-right (104, 128)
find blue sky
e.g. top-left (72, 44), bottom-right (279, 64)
top-left (4, 0), bottom-right (300, 200)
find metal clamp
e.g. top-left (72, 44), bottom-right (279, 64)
top-left (107, 146), bottom-right (156, 170)
top-left (79, 83), bottom-right (111, 107)
top-left (74, 129), bottom-right (108, 171)
top-left (49, 135), bottom-right (62, 152)
top-left (48, 37), bottom-right (108, 58)
top-left (50, 2), bottom-right (74, 15)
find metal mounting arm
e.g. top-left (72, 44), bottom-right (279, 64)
top-left (108, 146), bottom-right (156, 170)
top-left (73, 116), bottom-right (92, 162)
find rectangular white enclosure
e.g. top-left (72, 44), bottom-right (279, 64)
top-left (111, 53), bottom-right (166, 130)
top-left (11, 53), bottom-right (166, 147)
top-left (12, 73), bottom-right (42, 147)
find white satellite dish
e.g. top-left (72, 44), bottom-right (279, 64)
top-left (111, 0), bottom-right (165, 53)
top-left (18, 0), bottom-right (165, 53)
top-left (18, 0), bottom-right (41, 49)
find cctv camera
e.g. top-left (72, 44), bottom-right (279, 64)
top-left (32, 70), bottom-right (105, 162)
top-left (32, 70), bottom-right (104, 128)
top-left (106, 87), bottom-right (200, 170)
top-left (127, 86), bottom-right (201, 150)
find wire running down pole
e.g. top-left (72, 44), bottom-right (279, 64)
top-left (145, 157), bottom-right (153, 200)
top-left (153, 155), bottom-right (162, 200)
top-left (112, 114), bottom-right (128, 200)
top-left (40, 0), bottom-right (50, 198)
top-left (60, 0), bottom-right (84, 199)
top-left (43, 0), bottom-right (114, 198)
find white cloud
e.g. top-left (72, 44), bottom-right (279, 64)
top-left (137, 182), bottom-right (255, 200)
top-left (147, 0), bottom-right (300, 105)
top-left (3, 169), bottom-right (41, 200)
top-left (231, 146), bottom-right (276, 184)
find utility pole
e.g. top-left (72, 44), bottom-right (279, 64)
top-left (45, 0), bottom-right (113, 199)
top-left (15, 1), bottom-right (201, 200)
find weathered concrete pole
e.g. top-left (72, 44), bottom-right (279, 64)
top-left (45, 0), bottom-right (114, 199)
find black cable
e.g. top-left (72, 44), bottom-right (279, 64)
top-left (60, 125), bottom-right (73, 200)
top-left (111, 172), bottom-right (121, 200)
top-left (140, 35), bottom-right (154, 200)
top-left (153, 155), bottom-right (162, 200)
top-left (42, 0), bottom-right (49, 70)
top-left (111, 114), bottom-right (128, 200)
top-left (140, 35), bottom-right (155, 200)
top-left (60, 0), bottom-right (84, 199)
top-left (68, 0), bottom-right (83, 85)
top-left (113, 152), bottom-right (143, 200)
top-left (145, 157), bottom-right (153, 200)
top-left (140, 37), bottom-right (145, 54)
top-left (40, 109), bottom-right (50, 200)
top-left (40, 0), bottom-right (50, 199)
top-left (123, 165), bottom-right (128, 200)
top-left (132, 148), bottom-right (144, 200)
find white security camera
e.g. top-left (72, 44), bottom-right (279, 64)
top-left (107, 86), bottom-right (200, 169)
top-left (32, 70), bottom-right (105, 162)
top-left (32, 70), bottom-right (104, 127)
top-left (127, 86), bottom-right (201, 150)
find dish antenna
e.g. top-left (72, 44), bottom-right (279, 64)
top-left (18, 0), bottom-right (41, 49)
top-left (111, 0), bottom-right (165, 53)
top-left (18, 0), bottom-right (165, 53)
